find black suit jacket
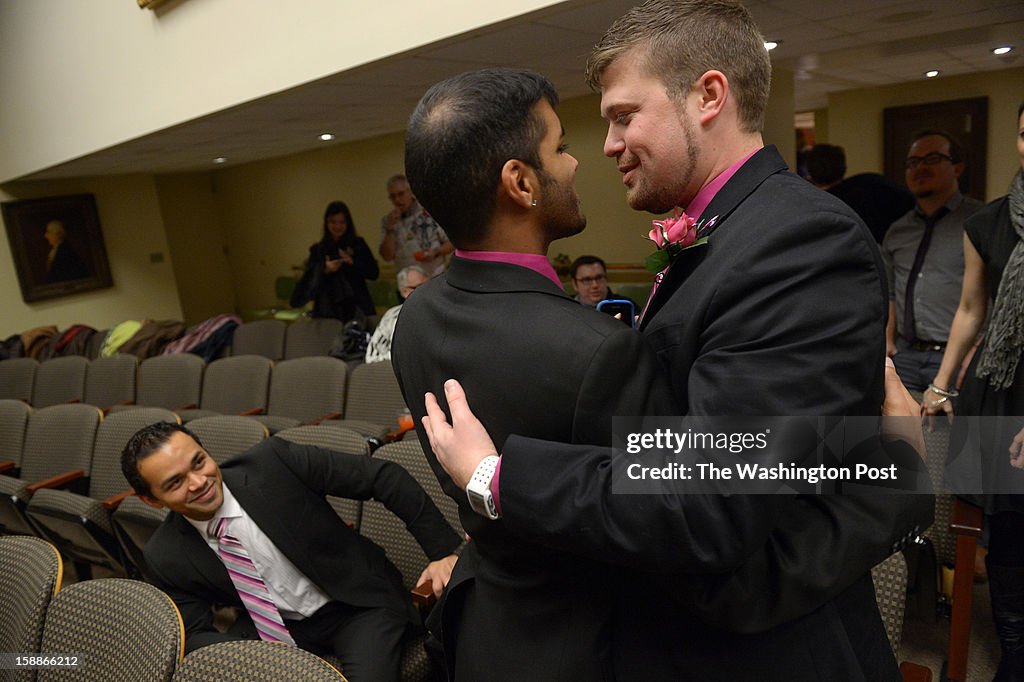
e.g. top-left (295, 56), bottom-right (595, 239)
top-left (144, 437), bottom-right (461, 653)
top-left (496, 147), bottom-right (933, 680)
top-left (391, 257), bottom-right (677, 681)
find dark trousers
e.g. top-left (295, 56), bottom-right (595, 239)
top-left (892, 341), bottom-right (944, 392)
top-left (288, 601), bottom-right (407, 682)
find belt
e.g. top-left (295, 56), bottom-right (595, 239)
top-left (908, 340), bottom-right (945, 353)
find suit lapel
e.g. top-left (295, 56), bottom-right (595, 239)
top-left (639, 146), bottom-right (788, 330)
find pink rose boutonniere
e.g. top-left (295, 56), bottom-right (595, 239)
top-left (644, 210), bottom-right (713, 273)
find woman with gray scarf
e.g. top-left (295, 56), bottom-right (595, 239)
top-left (923, 102), bottom-right (1024, 682)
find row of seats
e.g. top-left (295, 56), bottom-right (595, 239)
top-left (0, 537), bottom-right (347, 681)
top-left (0, 317), bottom-right (344, 366)
top-left (230, 318), bottom-right (345, 361)
top-left (0, 354), bottom-right (409, 439)
top-left (0, 404), bottom-right (455, 580)
top-left (0, 405), bottom-right (460, 681)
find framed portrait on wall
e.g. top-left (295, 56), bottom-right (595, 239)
top-left (2, 194), bottom-right (114, 303)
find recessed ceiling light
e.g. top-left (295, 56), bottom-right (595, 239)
top-left (764, 40), bottom-right (780, 51)
top-left (319, 133), bottom-right (336, 141)
top-left (212, 157), bottom-right (227, 164)
top-left (993, 46), bottom-right (1013, 56)
top-left (925, 70), bottom-right (940, 78)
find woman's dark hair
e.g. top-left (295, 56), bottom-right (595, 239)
top-left (321, 200), bottom-right (358, 249)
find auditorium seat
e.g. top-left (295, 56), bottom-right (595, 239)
top-left (0, 358), bottom-right (38, 402)
top-left (177, 356), bottom-right (272, 423)
top-left (0, 536), bottom-right (62, 681)
top-left (0, 399), bottom-right (32, 477)
top-left (187, 415), bottom-right (269, 464)
top-left (0, 404), bottom-right (101, 537)
top-left (83, 354), bottom-right (137, 413)
top-left (231, 320), bottom-right (287, 361)
top-left (328, 360), bottom-right (408, 439)
top-left (284, 318), bottom-right (343, 359)
top-left (252, 357), bottom-right (348, 434)
top-left (132, 354), bottom-right (205, 412)
top-left (32, 356), bottom-right (88, 408)
top-left (172, 640), bottom-right (345, 681)
top-left (38, 578), bottom-right (183, 682)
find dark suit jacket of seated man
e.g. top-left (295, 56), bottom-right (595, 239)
top-left (124, 423), bottom-right (461, 682)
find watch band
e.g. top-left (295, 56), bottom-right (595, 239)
top-left (466, 455), bottom-right (500, 520)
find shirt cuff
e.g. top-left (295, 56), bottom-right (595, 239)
top-left (490, 455), bottom-right (503, 517)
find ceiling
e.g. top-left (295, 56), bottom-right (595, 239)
top-left (20, 0), bottom-right (1024, 181)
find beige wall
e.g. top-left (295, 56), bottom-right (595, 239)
top-left (0, 0), bottom-right (564, 182)
top-left (154, 173), bottom-right (237, 326)
top-left (827, 67), bottom-right (1024, 201)
top-left (0, 175), bottom-right (183, 337)
top-left (211, 68), bottom-right (801, 310)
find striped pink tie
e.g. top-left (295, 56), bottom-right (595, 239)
top-left (209, 517), bottom-right (296, 645)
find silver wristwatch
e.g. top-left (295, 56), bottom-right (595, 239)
top-left (466, 455), bottom-right (500, 520)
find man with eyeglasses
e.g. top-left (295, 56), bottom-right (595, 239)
top-left (569, 255), bottom-right (638, 308)
top-left (881, 130), bottom-right (983, 391)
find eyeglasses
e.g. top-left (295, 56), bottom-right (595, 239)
top-left (905, 152), bottom-right (954, 170)
top-left (575, 274), bottom-right (607, 286)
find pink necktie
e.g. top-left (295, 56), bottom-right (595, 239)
top-left (208, 517), bottom-right (296, 645)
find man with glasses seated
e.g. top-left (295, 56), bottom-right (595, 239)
top-left (569, 255), bottom-right (637, 309)
top-left (881, 130), bottom-right (983, 391)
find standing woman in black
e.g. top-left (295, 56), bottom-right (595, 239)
top-left (291, 200), bottom-right (380, 324)
top-left (924, 102), bottom-right (1024, 682)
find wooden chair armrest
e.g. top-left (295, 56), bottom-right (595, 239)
top-left (0, 461), bottom-right (17, 474)
top-left (238, 407), bottom-right (265, 416)
top-left (63, 399), bottom-right (82, 404)
top-left (411, 581), bottom-right (436, 609)
top-left (384, 429), bottom-right (407, 444)
top-left (899, 661), bottom-right (932, 682)
top-left (174, 402), bottom-right (198, 411)
top-left (102, 400), bottom-right (135, 416)
top-left (26, 469), bottom-right (86, 494)
top-left (303, 412), bottom-right (343, 426)
top-left (102, 489), bottom-right (135, 511)
top-left (950, 497), bottom-right (983, 537)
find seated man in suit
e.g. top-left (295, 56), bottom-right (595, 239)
top-left (121, 422), bottom-right (461, 682)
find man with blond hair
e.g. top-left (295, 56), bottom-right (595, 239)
top-left (417, 1), bottom-right (931, 679)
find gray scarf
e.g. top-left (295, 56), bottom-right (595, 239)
top-left (976, 170), bottom-right (1024, 390)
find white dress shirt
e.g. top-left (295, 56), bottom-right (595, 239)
top-left (187, 483), bottom-right (331, 620)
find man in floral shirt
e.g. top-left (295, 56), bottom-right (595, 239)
top-left (378, 174), bottom-right (453, 278)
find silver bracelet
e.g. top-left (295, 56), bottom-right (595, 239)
top-left (927, 382), bottom-right (959, 398)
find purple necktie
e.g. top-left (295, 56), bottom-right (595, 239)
top-left (208, 517), bottom-right (296, 645)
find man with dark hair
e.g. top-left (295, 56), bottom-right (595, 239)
top-left (414, 1), bottom-right (931, 680)
top-left (568, 255), bottom-right (638, 308)
top-left (883, 129), bottom-right (983, 391)
top-left (805, 144), bottom-right (914, 243)
top-left (394, 67), bottom-right (679, 680)
top-left (123, 421), bottom-right (460, 681)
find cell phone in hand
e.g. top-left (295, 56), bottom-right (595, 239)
top-left (596, 299), bottom-right (636, 328)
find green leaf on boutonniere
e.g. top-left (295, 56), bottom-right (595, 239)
top-left (645, 236), bottom-right (709, 273)
top-left (645, 249), bottom-right (670, 273)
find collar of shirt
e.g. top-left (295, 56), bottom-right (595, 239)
top-left (186, 482), bottom-right (241, 538)
top-left (454, 249), bottom-right (563, 289)
top-left (913, 191), bottom-right (965, 219)
top-left (684, 147), bottom-right (761, 221)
